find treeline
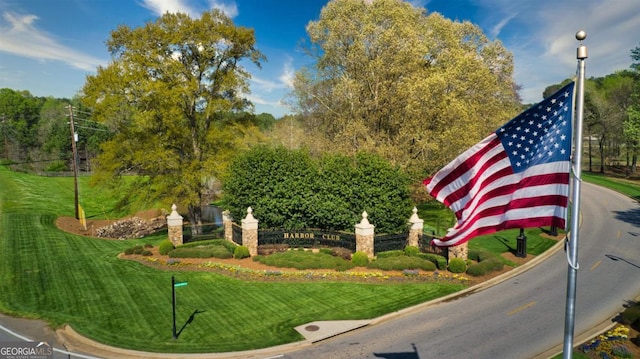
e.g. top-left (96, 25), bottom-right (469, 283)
top-left (0, 88), bottom-right (278, 173)
top-left (0, 91), bottom-right (106, 173)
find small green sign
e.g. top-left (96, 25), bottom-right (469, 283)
top-left (174, 282), bottom-right (188, 287)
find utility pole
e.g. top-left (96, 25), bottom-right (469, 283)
top-left (68, 105), bottom-right (79, 219)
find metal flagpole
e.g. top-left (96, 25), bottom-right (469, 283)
top-left (563, 30), bottom-right (587, 359)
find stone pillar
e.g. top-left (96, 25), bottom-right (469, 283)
top-left (241, 207), bottom-right (258, 256)
top-left (449, 242), bottom-right (468, 261)
top-left (166, 204), bottom-right (183, 247)
top-left (222, 210), bottom-right (233, 243)
top-left (407, 207), bottom-right (423, 248)
top-left (355, 211), bottom-right (375, 259)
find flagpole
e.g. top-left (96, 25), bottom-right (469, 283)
top-left (563, 30), bottom-right (587, 359)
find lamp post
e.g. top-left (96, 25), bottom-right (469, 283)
top-left (515, 228), bottom-right (527, 258)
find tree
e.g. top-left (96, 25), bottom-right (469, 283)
top-left (37, 98), bottom-right (71, 170)
top-left (292, 0), bottom-right (520, 178)
top-left (631, 42), bottom-right (640, 71)
top-left (582, 72), bottom-right (636, 173)
top-left (81, 10), bottom-right (265, 232)
top-left (626, 43), bottom-right (640, 173)
top-left (0, 89), bottom-right (41, 163)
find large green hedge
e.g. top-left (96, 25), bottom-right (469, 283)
top-left (222, 146), bottom-right (412, 232)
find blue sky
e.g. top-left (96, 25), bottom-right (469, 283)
top-left (0, 0), bottom-right (639, 118)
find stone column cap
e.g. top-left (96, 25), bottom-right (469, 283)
top-left (166, 204), bottom-right (183, 226)
top-left (408, 206), bottom-right (424, 230)
top-left (355, 211), bottom-right (374, 235)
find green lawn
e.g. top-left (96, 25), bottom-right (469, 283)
top-left (0, 166), bottom-right (465, 353)
top-left (3, 166), bottom-right (636, 353)
top-left (582, 171), bottom-right (640, 201)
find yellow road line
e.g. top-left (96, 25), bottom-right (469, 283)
top-left (590, 260), bottom-right (602, 271)
top-left (508, 301), bottom-right (536, 316)
top-left (617, 230), bottom-right (621, 239)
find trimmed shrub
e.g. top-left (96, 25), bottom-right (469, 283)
top-left (417, 253), bottom-right (447, 270)
top-left (169, 247), bottom-right (214, 258)
top-left (620, 302), bottom-right (640, 326)
top-left (447, 257), bottom-right (467, 273)
top-left (223, 146), bottom-right (412, 233)
top-left (170, 243), bottom-right (233, 258)
top-left (404, 245), bottom-right (420, 257)
top-left (220, 240), bottom-right (237, 253)
top-left (466, 258), bottom-right (505, 276)
top-left (124, 244), bottom-right (150, 255)
top-left (367, 256), bottom-right (435, 271)
top-left (376, 250), bottom-right (404, 259)
top-left (159, 240), bottom-right (174, 255)
top-left (319, 248), bottom-right (333, 255)
top-left (233, 245), bottom-right (251, 259)
top-left (254, 250), bottom-right (355, 270)
top-left (210, 246), bottom-right (233, 259)
top-left (351, 251), bottom-right (369, 267)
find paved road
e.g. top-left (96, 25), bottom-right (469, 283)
top-left (1, 183), bottom-right (638, 358)
top-left (281, 182), bottom-right (640, 359)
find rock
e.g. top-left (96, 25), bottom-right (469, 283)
top-left (95, 217), bottom-right (166, 239)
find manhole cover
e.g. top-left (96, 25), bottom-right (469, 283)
top-left (305, 325), bottom-right (320, 332)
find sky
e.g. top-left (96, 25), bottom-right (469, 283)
top-left (0, 0), bottom-right (639, 118)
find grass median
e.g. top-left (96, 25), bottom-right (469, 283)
top-left (0, 167), bottom-right (465, 353)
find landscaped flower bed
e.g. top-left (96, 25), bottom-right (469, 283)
top-left (579, 325), bottom-right (635, 358)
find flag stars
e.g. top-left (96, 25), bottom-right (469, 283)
top-left (495, 82), bottom-right (573, 170)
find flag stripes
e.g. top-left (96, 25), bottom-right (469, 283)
top-left (424, 82), bottom-right (575, 247)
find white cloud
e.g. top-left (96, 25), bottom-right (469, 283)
top-left (473, 0), bottom-right (640, 103)
top-left (208, 0), bottom-right (238, 18)
top-left (279, 59), bottom-right (295, 88)
top-left (250, 58), bottom-right (295, 92)
top-left (140, 0), bottom-right (238, 19)
top-left (0, 11), bottom-right (105, 72)
top-left (489, 12), bottom-right (516, 38)
top-left (140, 0), bottom-right (198, 17)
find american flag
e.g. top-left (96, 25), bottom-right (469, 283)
top-left (424, 82), bottom-right (575, 247)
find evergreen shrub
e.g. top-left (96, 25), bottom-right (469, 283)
top-left (233, 245), bottom-right (250, 259)
top-left (466, 258), bottom-right (504, 276)
top-left (367, 256), bottom-right (435, 271)
top-left (159, 240), bottom-right (174, 255)
top-left (351, 251), bottom-right (369, 266)
top-left (447, 257), bottom-right (466, 273)
top-left (376, 250), bottom-right (404, 259)
top-left (417, 253), bottom-right (447, 270)
top-left (223, 146), bottom-right (412, 233)
top-left (404, 245), bottom-right (420, 257)
top-left (620, 301), bottom-right (640, 326)
top-left (220, 240), bottom-right (237, 253)
top-left (169, 247), bottom-right (214, 258)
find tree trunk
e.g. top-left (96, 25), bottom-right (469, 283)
top-left (188, 204), bottom-right (203, 235)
